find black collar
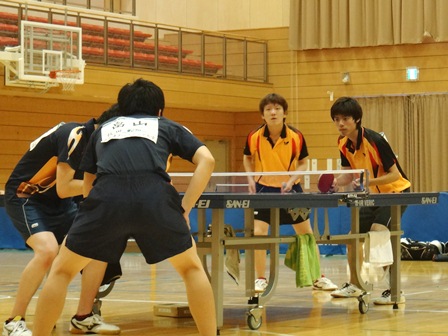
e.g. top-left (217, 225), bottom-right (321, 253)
top-left (262, 123), bottom-right (287, 139)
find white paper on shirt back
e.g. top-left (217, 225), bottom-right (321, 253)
top-left (101, 117), bottom-right (158, 143)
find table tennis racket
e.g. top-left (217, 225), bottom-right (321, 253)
top-left (317, 173), bottom-right (335, 193)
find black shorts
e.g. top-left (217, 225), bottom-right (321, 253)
top-left (359, 188), bottom-right (410, 233)
top-left (66, 174), bottom-right (192, 264)
top-left (359, 205), bottom-right (407, 233)
top-left (4, 197), bottom-right (77, 244)
top-left (254, 182), bottom-right (310, 225)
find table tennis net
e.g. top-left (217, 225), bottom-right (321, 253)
top-left (169, 169), bottom-right (365, 193)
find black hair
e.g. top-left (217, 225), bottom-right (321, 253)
top-left (330, 97), bottom-right (363, 128)
top-left (259, 93), bottom-right (288, 114)
top-left (117, 78), bottom-right (165, 116)
top-left (96, 104), bottom-right (120, 125)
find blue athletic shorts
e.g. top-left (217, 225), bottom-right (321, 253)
top-left (4, 197), bottom-right (77, 244)
top-left (254, 182), bottom-right (310, 225)
top-left (66, 174), bottom-right (193, 264)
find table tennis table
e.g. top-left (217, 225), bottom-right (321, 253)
top-left (193, 191), bottom-right (440, 331)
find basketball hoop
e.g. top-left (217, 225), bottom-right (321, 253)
top-left (49, 69), bottom-right (81, 91)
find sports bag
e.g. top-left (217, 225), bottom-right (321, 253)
top-left (400, 238), bottom-right (443, 261)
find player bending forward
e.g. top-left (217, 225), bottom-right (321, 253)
top-left (32, 79), bottom-right (217, 336)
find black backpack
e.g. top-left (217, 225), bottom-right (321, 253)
top-left (400, 238), bottom-right (444, 261)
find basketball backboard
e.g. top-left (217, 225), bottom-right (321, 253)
top-left (0, 20), bottom-right (85, 90)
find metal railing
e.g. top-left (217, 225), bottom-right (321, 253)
top-left (37, 0), bottom-right (136, 16)
top-left (0, 0), bottom-right (268, 83)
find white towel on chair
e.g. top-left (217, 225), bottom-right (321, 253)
top-left (364, 231), bottom-right (393, 268)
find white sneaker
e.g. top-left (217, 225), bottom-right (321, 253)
top-left (331, 283), bottom-right (364, 298)
top-left (2, 316), bottom-right (32, 336)
top-left (69, 313), bottom-right (120, 334)
top-left (313, 276), bottom-right (338, 291)
top-left (254, 278), bottom-right (268, 293)
top-left (373, 289), bottom-right (405, 305)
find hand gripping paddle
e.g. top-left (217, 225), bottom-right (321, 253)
top-left (317, 173), bottom-right (335, 193)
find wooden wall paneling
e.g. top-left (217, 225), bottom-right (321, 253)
top-left (84, 67), bottom-right (271, 111)
top-left (269, 57), bottom-right (448, 83)
top-left (165, 108), bottom-right (234, 124)
top-left (0, 61), bottom-right (272, 189)
top-left (166, 108), bottom-right (236, 174)
top-left (299, 122), bottom-right (338, 135)
top-left (233, 111), bottom-right (262, 172)
top-left (1, 111), bottom-right (88, 128)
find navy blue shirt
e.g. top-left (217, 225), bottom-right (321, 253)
top-left (80, 115), bottom-right (204, 181)
top-left (5, 119), bottom-right (96, 208)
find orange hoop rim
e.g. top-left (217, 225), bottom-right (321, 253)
top-left (49, 69), bottom-right (81, 79)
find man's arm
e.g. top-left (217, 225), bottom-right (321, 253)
top-left (335, 164), bottom-right (401, 191)
top-left (368, 163), bottom-right (401, 186)
top-left (282, 157), bottom-right (308, 192)
top-left (56, 162), bottom-right (83, 198)
top-left (335, 167), bottom-right (355, 187)
top-left (181, 146), bottom-right (215, 223)
top-left (82, 172), bottom-right (96, 198)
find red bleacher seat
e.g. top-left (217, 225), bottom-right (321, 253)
top-left (0, 11), bottom-right (222, 75)
top-left (0, 36), bottom-right (19, 48)
top-left (82, 34), bottom-right (193, 58)
top-left (82, 46), bottom-right (104, 59)
top-left (26, 15), bottom-right (50, 23)
top-left (0, 23), bottom-right (18, 36)
top-left (0, 12), bottom-right (151, 42)
top-left (82, 34), bottom-right (104, 46)
top-left (81, 23), bottom-right (151, 42)
top-left (52, 19), bottom-right (78, 27)
top-left (0, 11), bottom-right (18, 23)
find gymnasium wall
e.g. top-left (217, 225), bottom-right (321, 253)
top-left (2, 27), bottom-right (448, 190)
top-left (0, 65), bottom-right (272, 190)
top-left (229, 27), bottom-right (448, 185)
top-left (133, 0), bottom-right (290, 31)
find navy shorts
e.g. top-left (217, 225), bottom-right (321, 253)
top-left (359, 188), bottom-right (410, 233)
top-left (66, 174), bottom-right (193, 264)
top-left (254, 182), bottom-right (310, 225)
top-left (4, 197), bottom-right (77, 244)
top-left (359, 205), bottom-right (407, 233)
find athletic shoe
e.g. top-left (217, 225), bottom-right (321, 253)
top-left (330, 282), bottom-right (364, 298)
top-left (373, 289), bottom-right (405, 305)
top-left (254, 278), bottom-right (268, 292)
top-left (313, 276), bottom-right (338, 291)
top-left (69, 314), bottom-right (121, 334)
top-left (2, 316), bottom-right (32, 336)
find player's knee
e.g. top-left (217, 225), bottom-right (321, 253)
top-left (34, 249), bottom-right (59, 269)
top-left (371, 223), bottom-right (388, 231)
top-left (175, 260), bottom-right (204, 280)
top-left (292, 221), bottom-right (312, 235)
top-left (254, 220), bottom-right (269, 235)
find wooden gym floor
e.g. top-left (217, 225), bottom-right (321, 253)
top-left (1, 249), bottom-right (447, 335)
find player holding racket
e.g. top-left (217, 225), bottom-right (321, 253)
top-left (243, 93), bottom-right (337, 293)
top-left (329, 97), bottom-right (411, 304)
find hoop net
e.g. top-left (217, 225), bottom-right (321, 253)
top-left (49, 69), bottom-right (80, 91)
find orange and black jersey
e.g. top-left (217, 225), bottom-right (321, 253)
top-left (5, 119), bottom-right (96, 206)
top-left (338, 127), bottom-right (411, 193)
top-left (244, 123), bottom-right (308, 188)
